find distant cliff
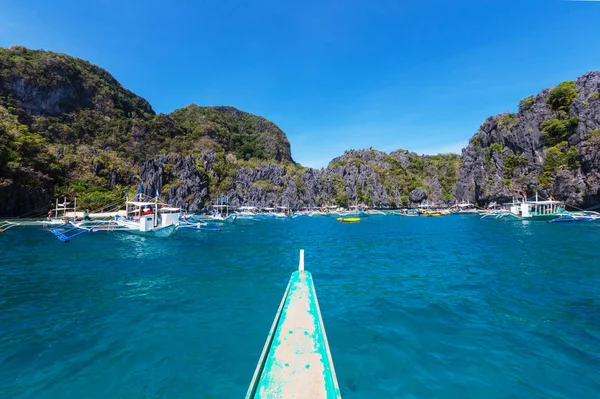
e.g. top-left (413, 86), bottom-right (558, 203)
top-left (455, 72), bottom-right (600, 208)
top-left (138, 149), bottom-right (460, 210)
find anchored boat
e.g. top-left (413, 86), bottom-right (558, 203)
top-left (246, 250), bottom-right (341, 399)
top-left (450, 202), bottom-right (481, 214)
top-left (41, 197), bottom-right (78, 226)
top-left (114, 186), bottom-right (180, 237)
top-left (481, 195), bottom-right (567, 221)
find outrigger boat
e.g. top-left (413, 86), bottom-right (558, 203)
top-left (450, 202), bottom-right (481, 214)
top-left (245, 250), bottom-right (341, 399)
top-left (41, 197), bottom-right (78, 226)
top-left (269, 206), bottom-right (291, 218)
top-left (481, 194), bottom-right (567, 221)
top-left (114, 186), bottom-right (180, 237)
top-left (233, 206), bottom-right (262, 223)
top-left (191, 195), bottom-right (237, 223)
top-left (417, 201), bottom-right (450, 216)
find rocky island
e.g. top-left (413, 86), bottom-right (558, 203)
top-left (1, 45), bottom-right (599, 216)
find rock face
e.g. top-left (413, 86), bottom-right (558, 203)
top-left (191, 148), bottom-right (459, 210)
top-left (2, 45), bottom-right (600, 215)
top-left (139, 156), bottom-right (208, 211)
top-left (455, 71), bottom-right (600, 208)
top-left (409, 188), bottom-right (427, 205)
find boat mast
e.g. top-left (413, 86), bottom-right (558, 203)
top-left (154, 189), bottom-right (158, 228)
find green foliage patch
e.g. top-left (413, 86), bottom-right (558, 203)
top-left (503, 153), bottom-right (528, 178)
top-left (541, 117), bottom-right (579, 147)
top-left (538, 142), bottom-right (579, 188)
top-left (498, 113), bottom-right (519, 129)
top-left (518, 95), bottom-right (535, 112)
top-left (546, 81), bottom-right (577, 113)
top-left (470, 136), bottom-right (481, 150)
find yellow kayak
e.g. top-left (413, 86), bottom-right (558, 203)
top-left (336, 217), bottom-right (360, 223)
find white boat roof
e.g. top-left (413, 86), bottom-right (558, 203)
top-left (503, 200), bottom-right (563, 205)
top-left (159, 207), bottom-right (181, 212)
top-left (239, 206), bottom-right (257, 209)
top-left (128, 201), bottom-right (157, 206)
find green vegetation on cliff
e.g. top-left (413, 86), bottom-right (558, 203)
top-left (0, 105), bottom-right (61, 190)
top-left (541, 117), bottom-right (579, 147)
top-left (518, 95), bottom-right (535, 112)
top-left (170, 105), bottom-right (292, 162)
top-left (546, 81), bottom-right (577, 113)
top-left (538, 142), bottom-right (579, 188)
top-left (0, 46), bottom-right (294, 213)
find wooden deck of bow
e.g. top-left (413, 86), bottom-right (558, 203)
top-left (245, 250), bottom-right (341, 399)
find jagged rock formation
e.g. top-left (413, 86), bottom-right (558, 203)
top-left (140, 156), bottom-right (208, 210)
top-left (455, 72), bottom-right (600, 207)
top-left (2, 45), bottom-right (600, 215)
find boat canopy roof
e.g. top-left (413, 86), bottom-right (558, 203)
top-left (529, 200), bottom-right (563, 205)
top-left (239, 206), bottom-right (257, 210)
top-left (502, 199), bottom-right (563, 206)
top-left (159, 207), bottom-right (181, 212)
top-left (128, 201), bottom-right (157, 206)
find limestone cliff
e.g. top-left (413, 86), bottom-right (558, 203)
top-left (455, 72), bottom-right (600, 207)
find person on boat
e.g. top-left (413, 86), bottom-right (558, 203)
top-left (47, 210), bottom-right (52, 221)
top-left (83, 210), bottom-right (91, 221)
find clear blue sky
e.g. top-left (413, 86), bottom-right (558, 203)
top-left (1, 0), bottom-right (600, 167)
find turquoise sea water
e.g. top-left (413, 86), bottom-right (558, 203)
top-left (1, 215), bottom-right (599, 398)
